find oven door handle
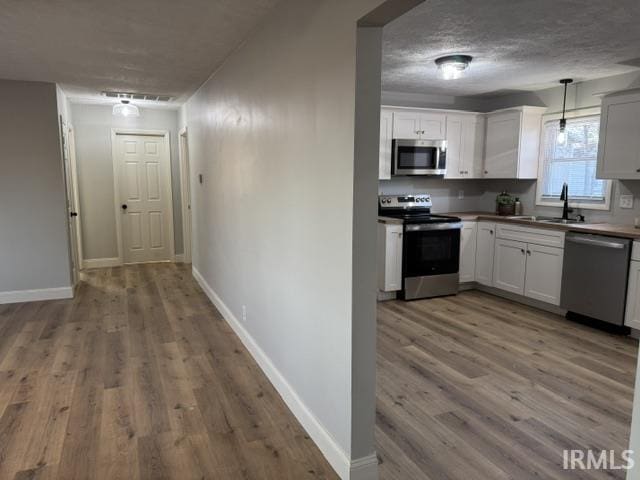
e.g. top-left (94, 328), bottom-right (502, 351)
top-left (405, 222), bottom-right (463, 232)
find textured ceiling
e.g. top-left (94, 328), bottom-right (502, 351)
top-left (0, 0), bottom-right (280, 103)
top-left (383, 0), bottom-right (640, 96)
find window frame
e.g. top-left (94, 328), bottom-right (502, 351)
top-left (535, 107), bottom-right (612, 211)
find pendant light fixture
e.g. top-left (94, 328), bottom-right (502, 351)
top-left (435, 55), bottom-right (473, 80)
top-left (557, 78), bottom-right (573, 145)
top-left (112, 99), bottom-right (140, 118)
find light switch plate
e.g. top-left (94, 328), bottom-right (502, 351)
top-left (620, 195), bottom-right (634, 209)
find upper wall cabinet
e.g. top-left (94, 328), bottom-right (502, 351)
top-left (445, 114), bottom-right (485, 179)
top-left (392, 110), bottom-right (446, 140)
top-left (379, 109), bottom-right (393, 180)
top-left (483, 106), bottom-right (546, 179)
top-left (597, 90), bottom-right (640, 179)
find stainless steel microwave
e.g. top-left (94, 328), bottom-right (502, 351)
top-left (392, 139), bottom-right (447, 176)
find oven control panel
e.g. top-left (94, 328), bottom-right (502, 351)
top-left (379, 194), bottom-right (432, 209)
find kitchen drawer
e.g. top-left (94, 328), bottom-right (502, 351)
top-left (632, 241), bottom-right (640, 261)
top-left (495, 223), bottom-right (565, 248)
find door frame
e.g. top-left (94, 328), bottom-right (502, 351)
top-left (178, 127), bottom-right (192, 264)
top-left (111, 128), bottom-right (175, 265)
top-left (67, 126), bottom-right (84, 270)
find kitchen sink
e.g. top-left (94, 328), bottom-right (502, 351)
top-left (505, 215), bottom-right (585, 225)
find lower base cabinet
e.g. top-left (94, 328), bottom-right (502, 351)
top-left (459, 221), bottom-right (477, 283)
top-left (492, 227), bottom-right (564, 306)
top-left (493, 239), bottom-right (527, 295)
top-left (524, 243), bottom-right (564, 306)
top-left (378, 222), bottom-right (403, 292)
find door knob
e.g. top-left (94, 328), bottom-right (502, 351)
top-left (70, 212), bottom-right (78, 217)
top-left (121, 204), bottom-right (128, 210)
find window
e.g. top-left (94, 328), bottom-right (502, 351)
top-left (536, 111), bottom-right (612, 210)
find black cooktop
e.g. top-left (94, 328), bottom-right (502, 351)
top-left (379, 211), bottom-right (461, 224)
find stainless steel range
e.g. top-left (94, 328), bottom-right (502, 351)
top-left (379, 194), bottom-right (462, 300)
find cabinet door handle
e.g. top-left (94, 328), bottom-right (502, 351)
top-left (527, 250), bottom-right (531, 255)
top-left (489, 230), bottom-right (494, 235)
top-left (636, 168), bottom-right (640, 173)
top-left (520, 248), bottom-right (525, 254)
top-left (484, 170), bottom-right (488, 174)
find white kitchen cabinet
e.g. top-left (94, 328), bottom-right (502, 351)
top-left (377, 222), bottom-right (403, 292)
top-left (483, 106), bottom-right (546, 179)
top-left (493, 239), bottom-right (527, 295)
top-left (475, 221), bottom-right (496, 286)
top-left (523, 244), bottom-right (564, 306)
top-left (459, 221), bottom-right (477, 283)
top-left (597, 90), bottom-right (640, 179)
top-left (379, 109), bottom-right (393, 180)
top-left (625, 241), bottom-right (640, 329)
top-left (392, 110), bottom-right (446, 140)
top-left (492, 224), bottom-right (565, 305)
top-left (445, 114), bottom-right (485, 179)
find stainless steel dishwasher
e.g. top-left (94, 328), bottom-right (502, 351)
top-left (561, 232), bottom-right (632, 326)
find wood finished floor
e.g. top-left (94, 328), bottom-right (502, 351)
top-left (376, 291), bottom-right (639, 480)
top-left (0, 264), bottom-right (337, 480)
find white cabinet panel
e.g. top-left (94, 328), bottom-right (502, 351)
top-left (475, 222), bottom-right (496, 286)
top-left (484, 111), bottom-right (520, 178)
top-left (493, 239), bottom-right (527, 295)
top-left (484, 107), bottom-right (544, 179)
top-left (524, 244), bottom-right (563, 305)
top-left (392, 111), bottom-right (446, 140)
top-left (459, 221), bottom-right (477, 283)
top-left (625, 261), bottom-right (640, 330)
top-left (378, 223), bottom-right (403, 292)
top-left (446, 114), bottom-right (485, 179)
top-left (597, 92), bottom-right (640, 179)
top-left (495, 223), bottom-right (565, 249)
top-left (392, 112), bottom-right (421, 139)
top-left (379, 109), bottom-right (393, 180)
top-left (419, 112), bottom-right (446, 139)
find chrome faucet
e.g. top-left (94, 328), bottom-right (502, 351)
top-left (560, 182), bottom-right (572, 220)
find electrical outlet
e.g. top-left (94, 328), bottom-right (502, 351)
top-left (620, 195), bottom-right (634, 209)
top-left (242, 305), bottom-right (247, 322)
top-left (458, 190), bottom-right (464, 200)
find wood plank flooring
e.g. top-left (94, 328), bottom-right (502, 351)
top-left (0, 263), bottom-right (337, 480)
top-left (376, 291), bottom-right (639, 480)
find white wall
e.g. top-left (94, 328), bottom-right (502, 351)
top-left (70, 104), bottom-right (183, 260)
top-left (0, 80), bottom-right (72, 299)
top-left (184, 0), bottom-right (399, 477)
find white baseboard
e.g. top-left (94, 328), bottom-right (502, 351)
top-left (0, 286), bottom-right (73, 304)
top-left (82, 257), bottom-right (121, 269)
top-left (192, 267), bottom-right (378, 480)
top-left (175, 254), bottom-right (185, 263)
top-left (350, 453), bottom-right (379, 480)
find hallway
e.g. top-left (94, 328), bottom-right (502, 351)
top-left (0, 264), bottom-right (337, 480)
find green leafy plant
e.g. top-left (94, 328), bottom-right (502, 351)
top-left (496, 191), bottom-right (515, 206)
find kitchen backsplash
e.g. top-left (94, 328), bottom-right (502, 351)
top-left (379, 177), bottom-right (640, 226)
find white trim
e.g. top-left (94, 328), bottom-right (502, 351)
top-left (349, 454), bottom-right (379, 480)
top-left (178, 127), bottom-right (192, 264)
top-left (535, 107), bottom-right (613, 211)
top-left (67, 126), bottom-right (84, 271)
top-left (111, 129), bottom-right (176, 264)
top-left (191, 267), bottom-right (376, 480)
top-left (175, 254), bottom-right (185, 263)
top-left (83, 257), bottom-right (121, 269)
top-left (0, 287), bottom-right (73, 304)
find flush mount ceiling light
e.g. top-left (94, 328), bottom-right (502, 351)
top-left (557, 78), bottom-right (574, 145)
top-left (435, 55), bottom-right (473, 80)
top-left (112, 100), bottom-right (140, 118)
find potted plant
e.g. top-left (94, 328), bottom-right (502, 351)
top-left (496, 191), bottom-right (516, 216)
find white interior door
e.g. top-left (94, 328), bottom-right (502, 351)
top-left (115, 133), bottom-right (174, 264)
top-left (60, 121), bottom-right (81, 284)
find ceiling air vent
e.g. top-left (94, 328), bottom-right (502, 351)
top-left (102, 91), bottom-right (174, 102)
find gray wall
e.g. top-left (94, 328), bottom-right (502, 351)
top-left (381, 71), bottom-right (640, 224)
top-left (71, 104), bottom-right (183, 260)
top-left (185, 0), bottom-right (388, 471)
top-left (0, 80), bottom-right (71, 292)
